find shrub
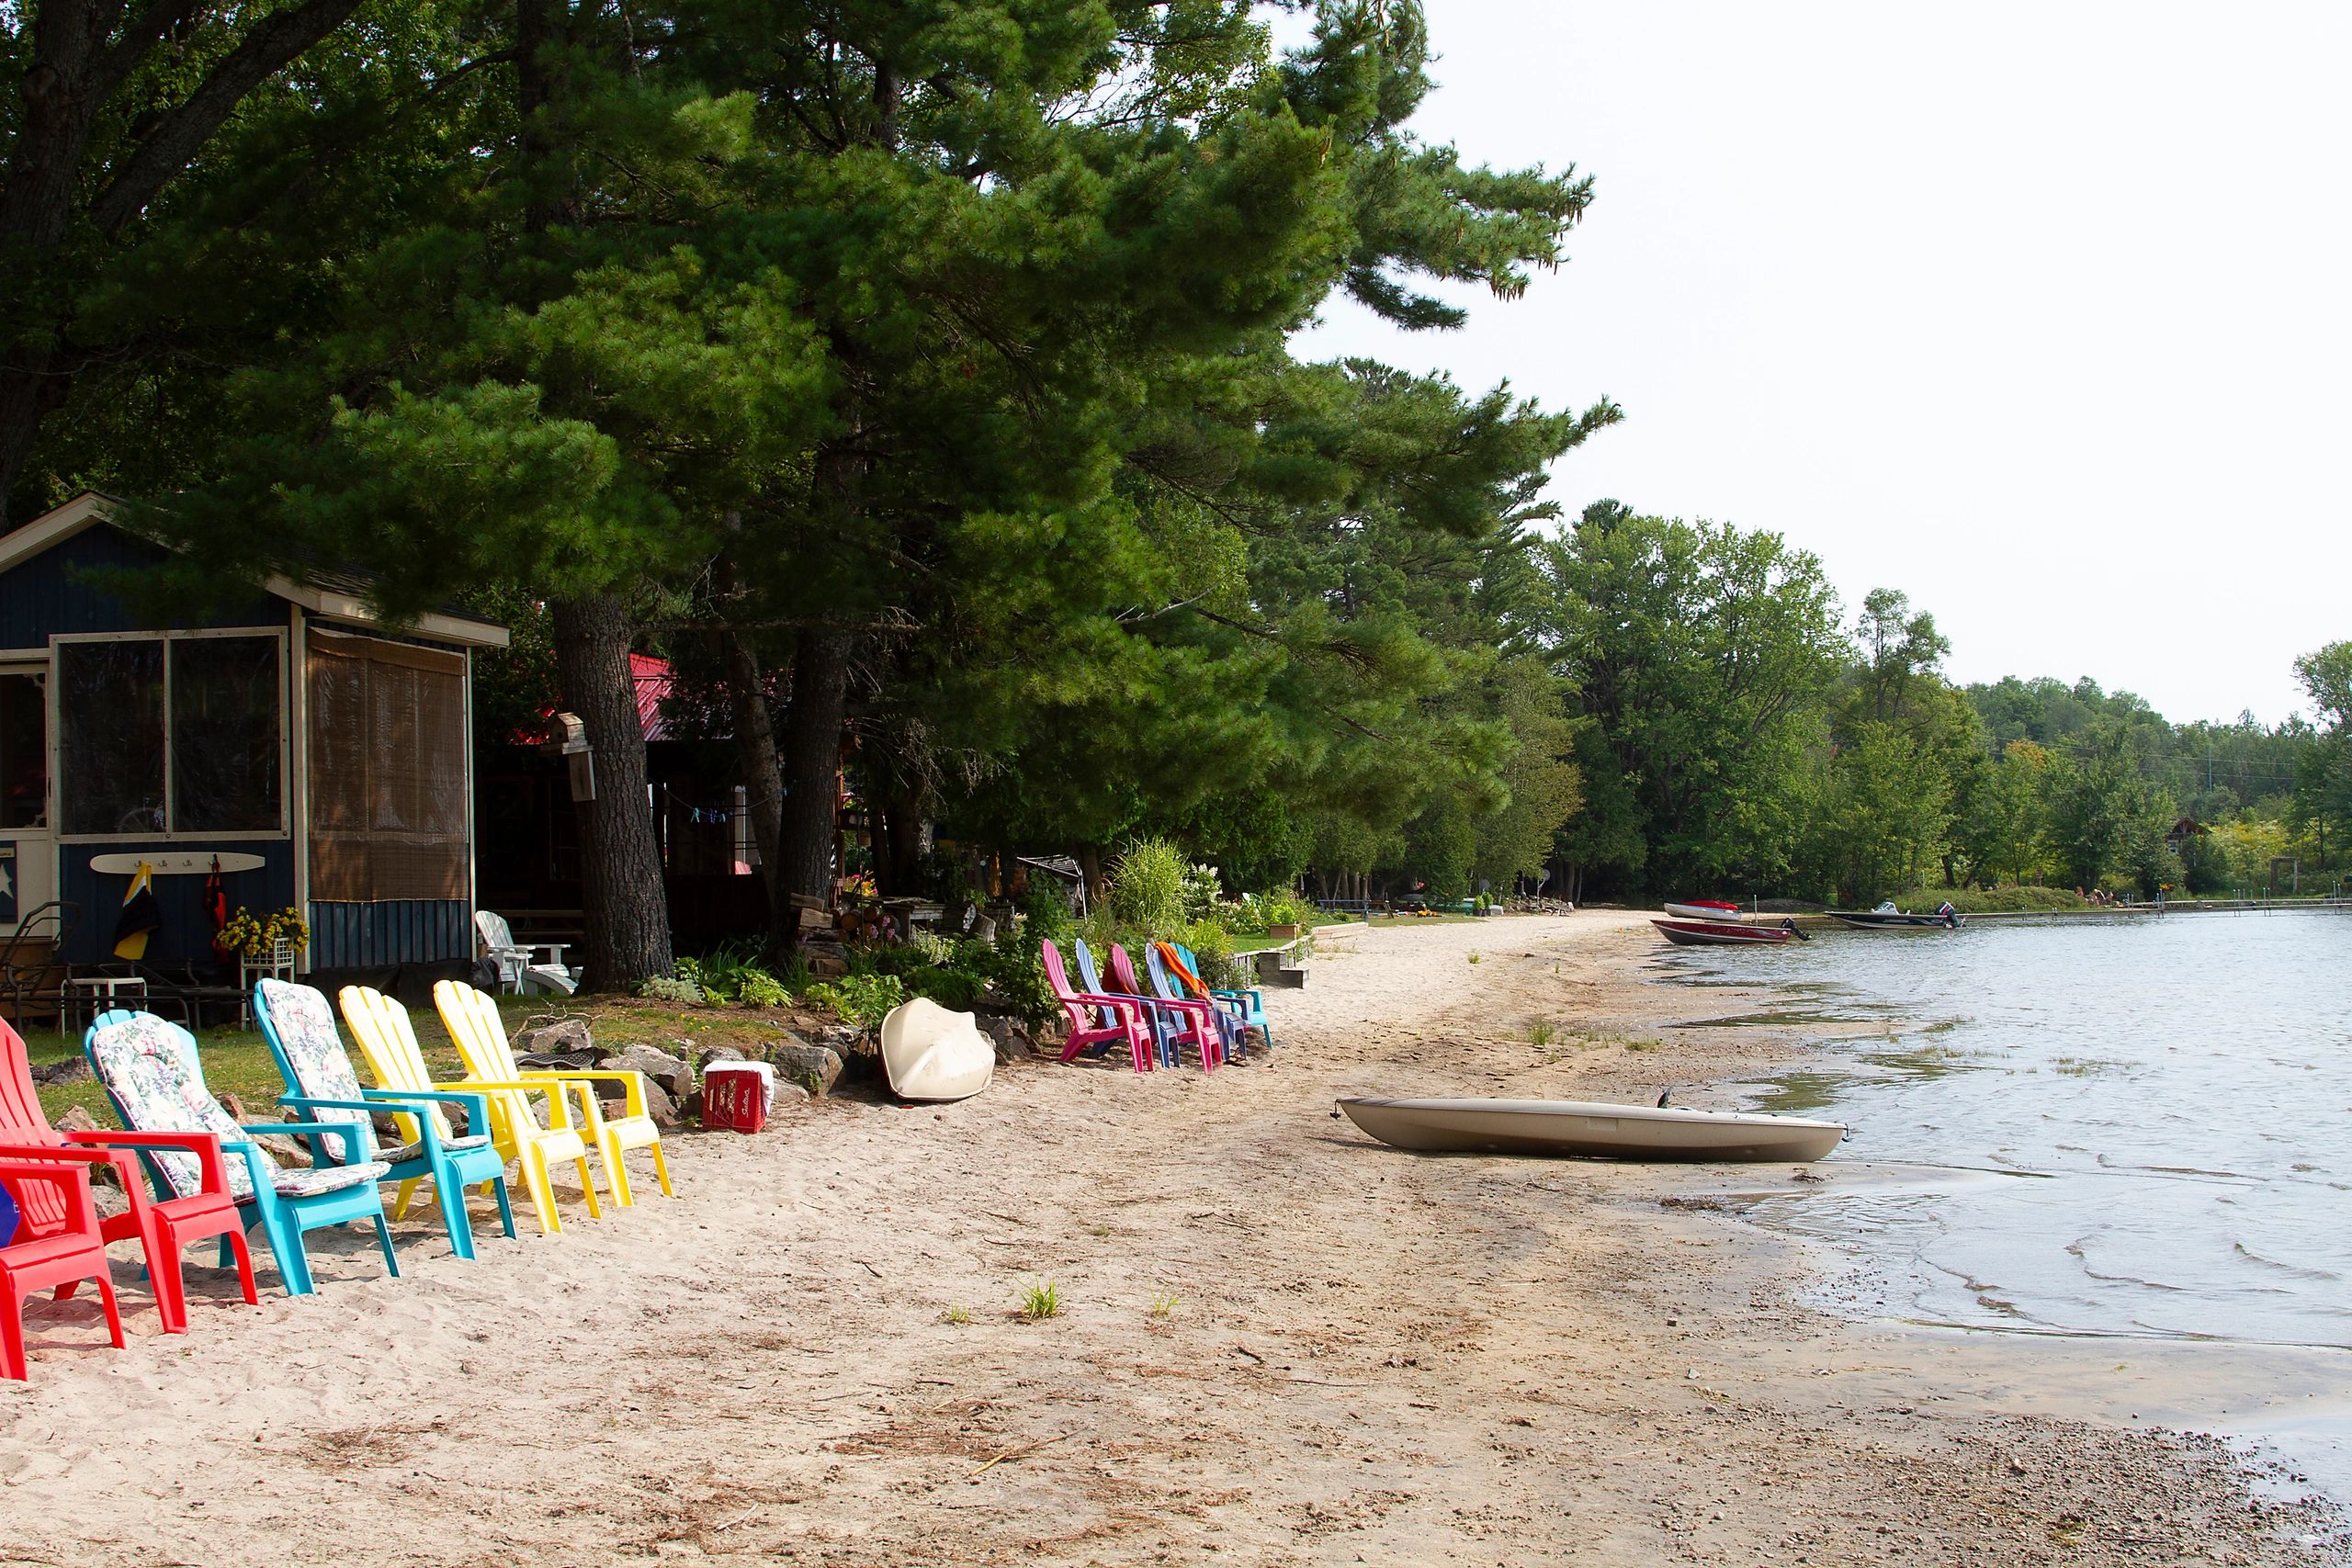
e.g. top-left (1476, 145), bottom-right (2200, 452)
top-left (1180, 862), bottom-right (1223, 924)
top-left (802, 972), bottom-right (906, 1030)
top-left (1178, 919), bottom-right (1245, 991)
top-left (675, 941), bottom-right (803, 1006)
top-left (904, 965), bottom-right (984, 1010)
top-left (1107, 838), bottom-right (1187, 938)
top-left (982, 930), bottom-right (1058, 1024)
top-left (637, 976), bottom-right (707, 1004)
top-left (1021, 884), bottom-right (1076, 941)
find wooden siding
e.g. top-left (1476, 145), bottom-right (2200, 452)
top-left (309, 898), bottom-right (469, 968)
top-left (61, 840), bottom-right (296, 964)
top-left (0, 525), bottom-right (282, 645)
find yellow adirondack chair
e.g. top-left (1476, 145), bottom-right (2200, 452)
top-left (339, 984), bottom-right (602, 1235)
top-left (433, 980), bottom-right (674, 1209)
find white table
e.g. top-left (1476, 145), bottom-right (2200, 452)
top-left (62, 974), bottom-right (146, 1034)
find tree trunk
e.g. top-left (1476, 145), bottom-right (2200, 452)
top-left (874, 784), bottom-right (923, 898)
top-left (777, 626), bottom-right (851, 946)
top-left (716, 623), bottom-right (794, 959)
top-left (550, 592), bottom-right (673, 988)
top-left (1074, 844), bottom-right (1104, 914)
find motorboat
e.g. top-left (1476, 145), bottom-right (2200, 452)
top-left (1335, 1096), bottom-right (1846, 1162)
top-left (1652, 918), bottom-right (1805, 947)
top-left (1828, 900), bottom-right (1962, 931)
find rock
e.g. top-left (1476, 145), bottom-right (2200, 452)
top-left (808, 953), bottom-right (849, 978)
top-left (595, 1074), bottom-right (679, 1129)
top-left (93, 1184), bottom-right (130, 1220)
top-left (513, 1018), bottom-right (594, 1059)
top-left (51, 1105), bottom-right (102, 1135)
top-left (598, 1044), bottom-right (695, 1101)
top-left (767, 1042), bottom-right (844, 1098)
top-left (981, 1015), bottom-right (1035, 1063)
top-left (695, 1044), bottom-right (747, 1072)
top-left (773, 1081), bottom-right (811, 1108)
top-left (31, 1055), bottom-right (90, 1087)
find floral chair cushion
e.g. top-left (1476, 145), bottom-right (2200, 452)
top-left (258, 979), bottom-right (379, 1162)
top-left (379, 1134), bottom-right (494, 1165)
top-left (90, 1012), bottom-right (380, 1204)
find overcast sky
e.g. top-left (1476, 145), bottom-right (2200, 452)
top-left (1290, 2), bottom-right (2350, 726)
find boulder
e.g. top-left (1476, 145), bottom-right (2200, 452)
top-left (51, 1105), bottom-right (102, 1135)
top-left (513, 1016), bottom-right (595, 1064)
top-left (30, 1055), bottom-right (91, 1087)
top-left (981, 1015), bottom-right (1035, 1063)
top-left (695, 1043), bottom-right (747, 1072)
top-left (596, 1044), bottom-right (695, 1101)
top-left (595, 1073), bottom-right (679, 1129)
top-left (767, 1041), bottom-right (843, 1098)
top-left (773, 1081), bottom-right (811, 1109)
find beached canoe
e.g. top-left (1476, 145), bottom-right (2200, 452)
top-left (879, 997), bottom-right (996, 1102)
top-left (1652, 918), bottom-right (1804, 947)
top-left (1336, 1096), bottom-right (1846, 1162)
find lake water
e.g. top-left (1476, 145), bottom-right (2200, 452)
top-left (1658, 909), bottom-right (2352, 1488)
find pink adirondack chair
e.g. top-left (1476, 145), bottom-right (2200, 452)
top-left (1105, 944), bottom-right (1222, 1073)
top-left (0, 1019), bottom-right (256, 1334)
top-left (1040, 942), bottom-right (1155, 1071)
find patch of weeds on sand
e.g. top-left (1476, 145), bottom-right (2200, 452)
top-left (943, 1304), bottom-right (973, 1325)
top-left (1527, 1021), bottom-right (1558, 1048)
top-left (1465, 952), bottom-right (1482, 965)
top-left (1090, 1224), bottom-right (1113, 1237)
top-left (1148, 1291), bottom-right (1180, 1321)
top-left (1016, 1279), bottom-right (1063, 1321)
top-left (1623, 1038), bottom-right (1659, 1053)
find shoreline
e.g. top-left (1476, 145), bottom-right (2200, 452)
top-left (0, 911), bottom-right (2342, 1564)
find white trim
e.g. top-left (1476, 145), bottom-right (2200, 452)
top-left (0, 491), bottom-right (508, 648)
top-left (289, 604), bottom-right (311, 974)
top-left (464, 646), bottom-right (479, 923)
top-left (0, 492), bottom-right (119, 573)
top-left (272, 581), bottom-right (509, 649)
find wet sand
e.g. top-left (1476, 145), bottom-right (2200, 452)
top-left (0, 911), bottom-right (2343, 1564)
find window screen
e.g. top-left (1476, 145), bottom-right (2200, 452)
top-left (309, 631), bottom-right (468, 903)
top-left (170, 637), bottom-right (282, 833)
top-left (0, 672), bottom-right (47, 829)
top-left (60, 641), bottom-right (164, 835)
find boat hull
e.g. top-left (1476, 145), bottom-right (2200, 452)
top-left (1663, 901), bottom-right (1747, 921)
top-left (1337, 1097), bottom-right (1845, 1162)
top-left (879, 998), bottom-right (997, 1102)
top-left (1653, 919), bottom-right (1792, 947)
top-left (1828, 912), bottom-right (1960, 930)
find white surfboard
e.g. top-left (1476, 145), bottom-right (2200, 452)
top-left (87, 851), bottom-right (268, 876)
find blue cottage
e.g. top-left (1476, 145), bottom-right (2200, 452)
top-left (0, 492), bottom-right (508, 974)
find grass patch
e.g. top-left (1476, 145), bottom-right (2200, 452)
top-left (1015, 1279), bottom-right (1063, 1321)
top-left (1465, 952), bottom-right (1481, 965)
top-left (1148, 1291), bottom-right (1179, 1321)
top-left (943, 1304), bottom-right (973, 1325)
top-left (1527, 1021), bottom-right (1558, 1049)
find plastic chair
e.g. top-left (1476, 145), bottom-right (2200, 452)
top-left (254, 980), bottom-right (514, 1261)
top-left (0, 1160), bottom-right (126, 1380)
top-left (1039, 942), bottom-right (1154, 1071)
top-left (1105, 942), bottom-right (1221, 1073)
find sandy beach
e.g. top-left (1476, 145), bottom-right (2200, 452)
top-left (1, 911), bottom-right (2343, 1565)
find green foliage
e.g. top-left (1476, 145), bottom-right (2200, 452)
top-left (1016, 1279), bottom-right (1063, 1321)
top-left (1107, 839), bottom-right (1189, 940)
top-left (674, 942), bottom-right (797, 1006)
top-left (1176, 920), bottom-right (1246, 992)
top-left (1180, 863), bottom-right (1225, 925)
top-left (801, 974), bottom-right (906, 1032)
top-left (637, 976), bottom-right (707, 1004)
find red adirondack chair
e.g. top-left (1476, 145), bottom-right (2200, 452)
top-left (1039, 942), bottom-right (1155, 1071)
top-left (0, 1160), bottom-right (126, 1379)
top-left (0, 1019), bottom-right (256, 1333)
top-left (1105, 943), bottom-right (1222, 1073)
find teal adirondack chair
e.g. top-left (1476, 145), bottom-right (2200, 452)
top-left (1174, 942), bottom-right (1273, 1050)
top-left (253, 979), bottom-right (514, 1261)
top-left (84, 1010), bottom-right (400, 1297)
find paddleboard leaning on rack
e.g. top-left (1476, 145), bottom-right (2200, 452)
top-left (1334, 1096), bottom-right (1846, 1162)
top-left (86, 852), bottom-right (266, 876)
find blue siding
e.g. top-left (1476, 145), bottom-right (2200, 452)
top-left (62, 841), bottom-right (296, 964)
top-left (0, 525), bottom-right (284, 645)
top-left (310, 899), bottom-right (470, 968)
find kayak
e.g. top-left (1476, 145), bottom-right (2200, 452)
top-left (878, 997), bottom-right (996, 1102)
top-left (1652, 918), bottom-right (1805, 947)
top-left (1335, 1096), bottom-right (1846, 1162)
top-left (1663, 900), bottom-right (1749, 921)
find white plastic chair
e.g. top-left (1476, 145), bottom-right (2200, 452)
top-left (473, 909), bottom-right (576, 995)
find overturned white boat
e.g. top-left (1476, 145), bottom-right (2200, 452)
top-left (1335, 1096), bottom-right (1844, 1162)
top-left (880, 997), bottom-right (996, 1102)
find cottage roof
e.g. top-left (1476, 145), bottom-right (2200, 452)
top-left (0, 491), bottom-right (510, 649)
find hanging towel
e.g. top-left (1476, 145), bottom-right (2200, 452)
top-left (112, 861), bottom-right (161, 960)
top-left (203, 857), bottom-right (231, 958)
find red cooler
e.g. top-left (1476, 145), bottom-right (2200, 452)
top-left (702, 1063), bottom-right (775, 1134)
